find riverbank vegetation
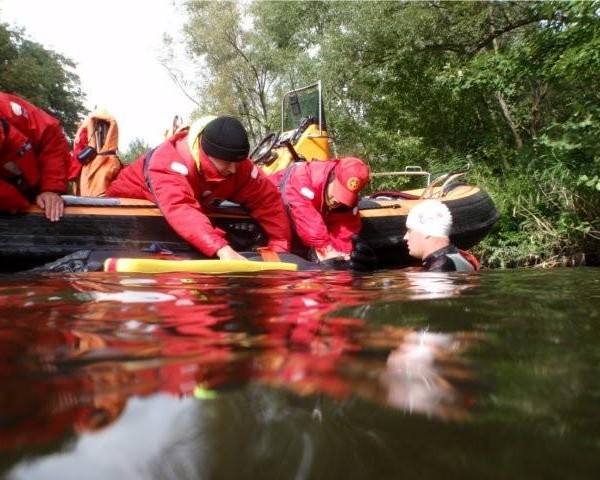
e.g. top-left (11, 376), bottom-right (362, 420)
top-left (164, 0), bottom-right (599, 267)
top-left (1, 1), bottom-right (598, 267)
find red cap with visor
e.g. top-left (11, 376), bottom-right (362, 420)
top-left (331, 157), bottom-right (370, 207)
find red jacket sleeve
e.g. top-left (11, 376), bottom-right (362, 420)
top-left (230, 162), bottom-right (291, 252)
top-left (0, 94), bottom-right (70, 194)
top-left (147, 144), bottom-right (229, 257)
top-left (281, 163), bottom-right (361, 254)
top-left (285, 186), bottom-right (332, 250)
top-left (281, 165), bottom-right (332, 250)
top-left (326, 209), bottom-right (362, 254)
top-left (35, 120), bottom-right (70, 193)
top-left (68, 127), bottom-right (88, 180)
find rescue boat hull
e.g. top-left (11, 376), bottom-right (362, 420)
top-left (0, 184), bottom-right (499, 272)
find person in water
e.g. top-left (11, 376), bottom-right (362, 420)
top-left (0, 92), bottom-right (71, 221)
top-left (404, 199), bottom-right (480, 272)
top-left (106, 115), bottom-right (291, 261)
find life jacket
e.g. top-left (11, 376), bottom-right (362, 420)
top-left (445, 251), bottom-right (478, 272)
top-left (70, 108), bottom-right (122, 196)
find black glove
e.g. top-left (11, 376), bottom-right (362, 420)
top-left (350, 235), bottom-right (377, 272)
top-left (319, 257), bottom-right (351, 270)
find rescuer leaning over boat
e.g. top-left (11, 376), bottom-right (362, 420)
top-left (0, 92), bottom-right (70, 222)
top-left (106, 115), bottom-right (291, 261)
top-left (268, 157), bottom-right (371, 265)
top-left (404, 199), bottom-right (480, 272)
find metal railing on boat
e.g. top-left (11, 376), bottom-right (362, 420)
top-left (370, 166), bottom-right (431, 185)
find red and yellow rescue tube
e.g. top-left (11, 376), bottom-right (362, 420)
top-left (104, 257), bottom-right (298, 274)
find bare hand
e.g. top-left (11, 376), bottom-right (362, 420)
top-left (216, 245), bottom-right (248, 261)
top-left (36, 192), bottom-right (64, 222)
top-left (315, 245), bottom-right (349, 261)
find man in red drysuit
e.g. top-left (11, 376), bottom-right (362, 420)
top-left (269, 157), bottom-right (370, 264)
top-left (106, 115), bottom-right (291, 260)
top-left (0, 92), bottom-right (70, 221)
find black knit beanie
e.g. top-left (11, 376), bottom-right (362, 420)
top-left (200, 116), bottom-right (250, 162)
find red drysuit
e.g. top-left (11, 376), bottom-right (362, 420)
top-left (269, 160), bottom-right (362, 254)
top-left (106, 130), bottom-right (291, 257)
top-left (0, 92), bottom-right (70, 212)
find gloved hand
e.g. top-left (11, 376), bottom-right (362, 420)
top-left (319, 257), bottom-right (351, 270)
top-left (350, 235), bottom-right (377, 272)
top-left (308, 248), bottom-right (350, 270)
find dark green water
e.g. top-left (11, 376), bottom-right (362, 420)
top-left (1, 267), bottom-right (599, 479)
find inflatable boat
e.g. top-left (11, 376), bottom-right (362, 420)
top-left (0, 82), bottom-right (498, 272)
top-left (0, 176), bottom-right (498, 273)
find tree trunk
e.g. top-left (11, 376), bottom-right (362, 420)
top-left (495, 91), bottom-right (523, 150)
top-left (492, 28), bottom-right (523, 151)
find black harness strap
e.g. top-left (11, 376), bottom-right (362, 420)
top-left (278, 163), bottom-right (299, 210)
top-left (1, 118), bottom-right (36, 199)
top-left (278, 163), bottom-right (300, 230)
top-left (142, 147), bottom-right (158, 197)
top-left (97, 149), bottom-right (117, 156)
top-left (0, 117), bottom-right (9, 137)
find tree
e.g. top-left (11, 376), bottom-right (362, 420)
top-left (0, 23), bottom-right (86, 137)
top-left (164, 0), bottom-right (600, 263)
top-left (162, 1), bottom-right (288, 144)
top-left (120, 138), bottom-right (150, 165)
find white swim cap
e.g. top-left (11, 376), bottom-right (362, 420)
top-left (405, 200), bottom-right (452, 238)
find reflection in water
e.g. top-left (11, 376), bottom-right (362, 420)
top-left (7, 394), bottom-right (195, 480)
top-left (382, 330), bottom-right (477, 419)
top-left (0, 270), bottom-right (481, 476)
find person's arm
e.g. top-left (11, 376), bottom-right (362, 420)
top-left (283, 185), bottom-right (347, 260)
top-left (232, 162), bottom-right (291, 252)
top-left (147, 148), bottom-right (230, 257)
top-left (26, 103), bottom-right (71, 195)
top-left (5, 96), bottom-right (70, 220)
top-left (35, 123), bottom-right (70, 221)
top-left (326, 209), bottom-right (363, 255)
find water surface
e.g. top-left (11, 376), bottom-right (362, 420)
top-left (1, 268), bottom-right (599, 479)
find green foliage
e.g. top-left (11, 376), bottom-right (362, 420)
top-left (172, 0), bottom-right (289, 143)
top-left (578, 175), bottom-right (600, 191)
top-left (0, 23), bottom-right (86, 137)
top-left (120, 138), bottom-right (151, 165)
top-left (166, 0), bottom-right (600, 266)
top-left (474, 153), bottom-right (600, 267)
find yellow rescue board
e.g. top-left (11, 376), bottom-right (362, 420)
top-left (104, 257), bottom-right (298, 274)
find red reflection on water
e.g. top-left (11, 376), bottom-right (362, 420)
top-left (0, 271), bottom-right (480, 452)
